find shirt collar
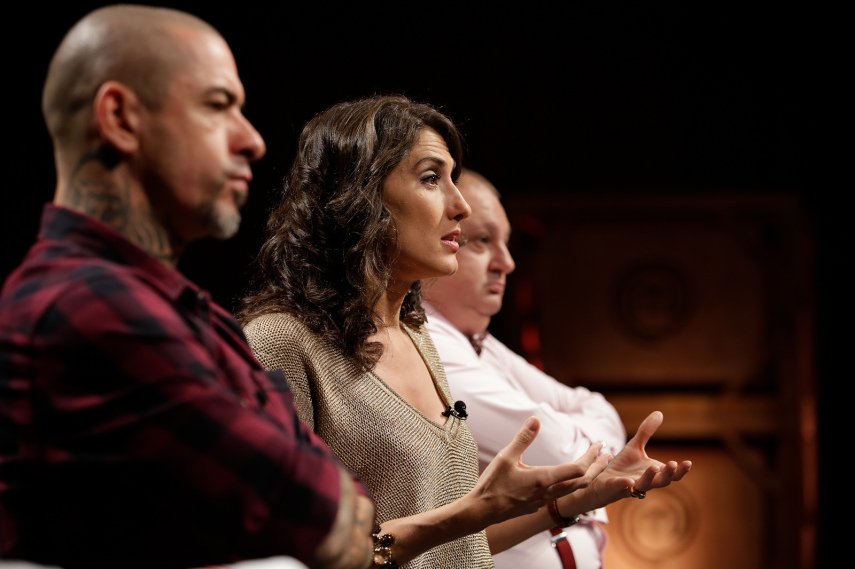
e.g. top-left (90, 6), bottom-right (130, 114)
top-left (423, 301), bottom-right (490, 356)
top-left (40, 204), bottom-right (199, 302)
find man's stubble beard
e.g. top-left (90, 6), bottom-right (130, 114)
top-left (204, 187), bottom-right (246, 240)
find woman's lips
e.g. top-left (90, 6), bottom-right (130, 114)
top-left (441, 230), bottom-right (461, 252)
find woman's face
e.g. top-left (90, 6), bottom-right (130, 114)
top-left (382, 128), bottom-right (471, 284)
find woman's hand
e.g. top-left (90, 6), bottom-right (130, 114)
top-left (370, 416), bottom-right (610, 564)
top-left (470, 416), bottom-right (612, 525)
top-left (557, 411), bottom-right (692, 516)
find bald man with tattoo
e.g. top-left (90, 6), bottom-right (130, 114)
top-left (0, 6), bottom-right (374, 569)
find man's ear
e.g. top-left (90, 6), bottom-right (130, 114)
top-left (93, 80), bottom-right (144, 155)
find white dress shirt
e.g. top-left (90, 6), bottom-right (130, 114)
top-left (424, 304), bottom-right (626, 569)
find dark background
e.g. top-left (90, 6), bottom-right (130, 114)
top-left (3, 3), bottom-right (841, 566)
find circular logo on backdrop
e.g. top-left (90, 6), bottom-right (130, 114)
top-left (618, 483), bottom-right (699, 560)
top-left (613, 260), bottom-right (695, 341)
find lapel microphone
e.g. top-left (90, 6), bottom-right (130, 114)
top-left (442, 400), bottom-right (468, 420)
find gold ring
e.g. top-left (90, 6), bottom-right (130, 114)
top-left (629, 486), bottom-right (646, 499)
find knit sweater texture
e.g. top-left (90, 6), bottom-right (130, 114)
top-left (243, 312), bottom-right (494, 569)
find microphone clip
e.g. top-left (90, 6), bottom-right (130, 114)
top-left (441, 400), bottom-right (468, 420)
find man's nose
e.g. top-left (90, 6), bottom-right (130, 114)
top-left (235, 113), bottom-right (266, 162)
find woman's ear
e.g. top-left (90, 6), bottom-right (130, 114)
top-left (92, 80), bottom-right (143, 155)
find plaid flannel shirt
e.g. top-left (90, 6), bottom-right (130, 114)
top-left (0, 205), bottom-right (361, 568)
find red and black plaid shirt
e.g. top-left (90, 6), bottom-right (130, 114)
top-left (0, 205), bottom-right (361, 568)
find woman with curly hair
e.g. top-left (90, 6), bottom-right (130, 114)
top-left (240, 95), bottom-right (690, 569)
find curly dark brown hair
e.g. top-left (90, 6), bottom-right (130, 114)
top-left (238, 95), bottom-right (465, 370)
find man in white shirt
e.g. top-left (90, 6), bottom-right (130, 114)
top-left (423, 169), bottom-right (626, 569)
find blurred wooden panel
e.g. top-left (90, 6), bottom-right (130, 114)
top-left (515, 200), bottom-right (771, 387)
top-left (499, 194), bottom-right (816, 569)
top-left (605, 393), bottom-right (778, 438)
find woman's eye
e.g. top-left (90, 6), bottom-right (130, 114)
top-left (422, 174), bottom-right (440, 186)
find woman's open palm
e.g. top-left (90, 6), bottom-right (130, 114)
top-left (560, 411), bottom-right (692, 514)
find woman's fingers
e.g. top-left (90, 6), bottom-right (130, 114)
top-left (499, 416), bottom-right (541, 463)
top-left (545, 447), bottom-right (610, 497)
top-left (628, 411), bottom-right (663, 452)
top-left (631, 464), bottom-right (661, 493)
top-left (581, 452), bottom-right (611, 483)
top-left (574, 442), bottom-right (605, 470)
top-left (551, 443), bottom-right (606, 484)
top-left (671, 460), bottom-right (693, 482)
top-left (633, 459), bottom-right (693, 492)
